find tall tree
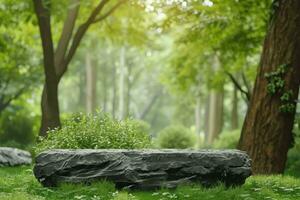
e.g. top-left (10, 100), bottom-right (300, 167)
top-left (206, 90), bottom-right (224, 144)
top-left (206, 55), bottom-right (224, 144)
top-left (33, 0), bottom-right (127, 136)
top-left (238, 0), bottom-right (300, 174)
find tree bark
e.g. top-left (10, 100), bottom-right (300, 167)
top-left (238, 0), bottom-right (300, 174)
top-left (231, 85), bottom-right (239, 130)
top-left (33, 0), bottom-right (61, 136)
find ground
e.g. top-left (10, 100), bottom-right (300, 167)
top-left (0, 166), bottom-right (300, 200)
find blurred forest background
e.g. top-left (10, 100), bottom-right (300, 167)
top-left (0, 0), bottom-right (299, 175)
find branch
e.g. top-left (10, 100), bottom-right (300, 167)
top-left (0, 77), bottom-right (10, 95)
top-left (139, 90), bottom-right (162, 119)
top-left (59, 0), bottom-right (110, 79)
top-left (93, 0), bottom-right (127, 23)
top-left (225, 71), bottom-right (250, 102)
top-left (241, 72), bottom-right (252, 99)
top-left (55, 0), bottom-right (80, 74)
top-left (0, 87), bottom-right (26, 113)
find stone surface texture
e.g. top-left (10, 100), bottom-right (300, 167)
top-left (0, 147), bottom-right (32, 166)
top-left (34, 149), bottom-right (251, 189)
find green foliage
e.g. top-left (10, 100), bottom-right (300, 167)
top-left (265, 64), bottom-right (296, 114)
top-left (285, 117), bottom-right (300, 178)
top-left (2, 166), bottom-right (300, 200)
top-left (286, 140), bottom-right (300, 178)
top-left (212, 129), bottom-right (240, 149)
top-left (0, 109), bottom-right (36, 148)
top-left (35, 112), bottom-right (151, 153)
top-left (279, 90), bottom-right (296, 113)
top-left (265, 64), bottom-right (289, 95)
top-left (0, 1), bottom-right (41, 112)
top-left (156, 125), bottom-right (196, 149)
top-left (161, 0), bottom-right (272, 94)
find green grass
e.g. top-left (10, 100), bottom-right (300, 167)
top-left (1, 166), bottom-right (300, 200)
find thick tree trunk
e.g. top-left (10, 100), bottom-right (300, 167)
top-left (33, 0), bottom-right (61, 136)
top-left (231, 85), bottom-right (239, 130)
top-left (238, 0), bottom-right (300, 174)
top-left (40, 84), bottom-right (61, 136)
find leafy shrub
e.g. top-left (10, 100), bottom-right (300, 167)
top-left (285, 139), bottom-right (300, 178)
top-left (285, 118), bottom-right (300, 178)
top-left (212, 129), bottom-right (240, 149)
top-left (0, 110), bottom-right (36, 148)
top-left (157, 125), bottom-right (196, 149)
top-left (35, 112), bottom-right (151, 153)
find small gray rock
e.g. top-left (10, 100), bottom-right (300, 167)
top-left (34, 149), bottom-right (251, 189)
top-left (0, 147), bottom-right (32, 167)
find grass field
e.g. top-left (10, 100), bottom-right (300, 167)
top-left (1, 166), bottom-right (300, 200)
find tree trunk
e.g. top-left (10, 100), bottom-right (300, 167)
top-left (78, 66), bottom-right (86, 110)
top-left (206, 89), bottom-right (224, 145)
top-left (118, 47), bottom-right (126, 120)
top-left (102, 65), bottom-right (108, 112)
top-left (195, 95), bottom-right (201, 135)
top-left (33, 0), bottom-right (61, 136)
top-left (40, 84), bottom-right (61, 136)
top-left (125, 64), bottom-right (132, 117)
top-left (33, 0), bottom-right (127, 136)
top-left (112, 64), bottom-right (117, 118)
top-left (85, 53), bottom-right (97, 113)
top-left (231, 85), bottom-right (239, 130)
top-left (238, 0), bottom-right (300, 174)
top-left (206, 55), bottom-right (224, 144)
top-left (204, 95), bottom-right (210, 141)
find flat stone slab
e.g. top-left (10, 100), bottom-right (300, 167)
top-left (0, 147), bottom-right (32, 167)
top-left (34, 149), bottom-right (251, 189)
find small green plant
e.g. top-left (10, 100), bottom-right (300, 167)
top-left (279, 90), bottom-right (296, 113)
top-left (0, 109), bottom-right (36, 148)
top-left (264, 64), bottom-right (289, 95)
top-left (265, 63), bottom-right (296, 114)
top-left (35, 112), bottom-right (151, 154)
top-left (212, 129), bottom-right (240, 149)
top-left (156, 125), bottom-right (196, 149)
